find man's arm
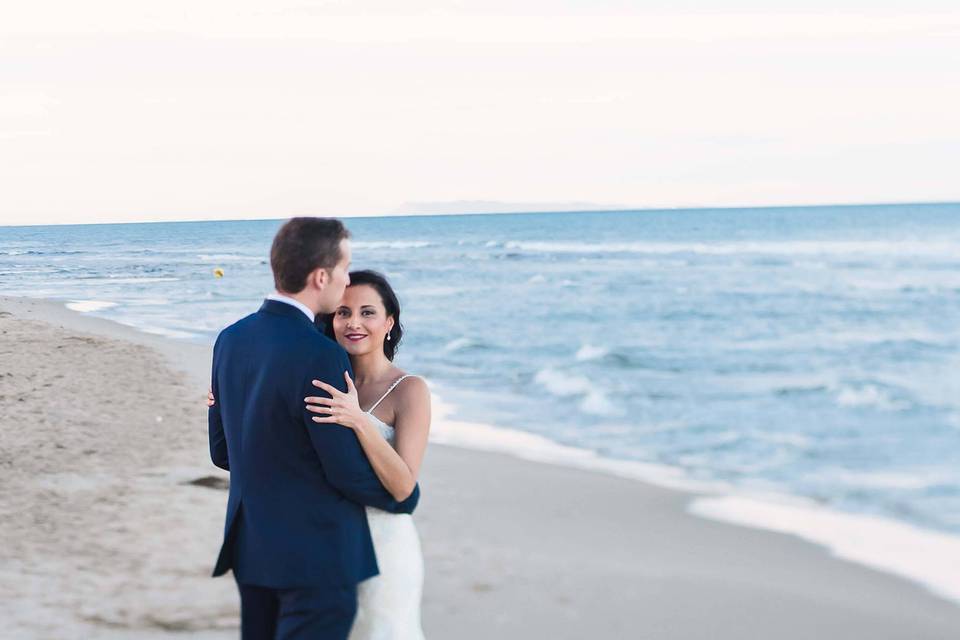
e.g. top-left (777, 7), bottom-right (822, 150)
top-left (208, 337), bottom-right (229, 471)
top-left (302, 352), bottom-right (419, 514)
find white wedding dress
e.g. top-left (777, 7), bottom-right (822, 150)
top-left (350, 375), bottom-right (426, 640)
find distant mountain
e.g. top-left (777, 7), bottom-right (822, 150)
top-left (391, 200), bottom-right (628, 215)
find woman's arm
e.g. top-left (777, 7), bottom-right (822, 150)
top-left (389, 376), bottom-right (431, 482)
top-left (351, 413), bottom-right (419, 502)
top-left (307, 373), bottom-right (430, 502)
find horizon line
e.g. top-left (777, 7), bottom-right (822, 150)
top-left (1, 198), bottom-right (958, 229)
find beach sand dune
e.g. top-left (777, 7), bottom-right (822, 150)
top-left (3, 296), bottom-right (960, 639)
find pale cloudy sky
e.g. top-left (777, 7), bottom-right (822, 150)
top-left (1, 1), bottom-right (958, 225)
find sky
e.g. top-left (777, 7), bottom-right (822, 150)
top-left (1, 1), bottom-right (958, 225)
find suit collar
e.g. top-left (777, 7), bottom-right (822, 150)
top-left (265, 292), bottom-right (315, 321)
top-left (260, 299), bottom-right (318, 329)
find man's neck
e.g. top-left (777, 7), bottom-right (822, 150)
top-left (271, 291), bottom-right (319, 318)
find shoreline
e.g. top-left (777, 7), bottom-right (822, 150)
top-left (430, 385), bottom-right (960, 607)
top-left (4, 295), bottom-right (960, 638)
top-left (2, 200), bottom-right (958, 229)
top-left (14, 294), bottom-right (960, 608)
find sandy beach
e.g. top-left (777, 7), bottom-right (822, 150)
top-left (3, 294), bottom-right (960, 639)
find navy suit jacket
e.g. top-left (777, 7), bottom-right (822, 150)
top-left (208, 299), bottom-right (420, 589)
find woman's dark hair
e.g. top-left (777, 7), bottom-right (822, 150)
top-left (270, 217), bottom-right (351, 294)
top-left (320, 270), bottom-right (404, 361)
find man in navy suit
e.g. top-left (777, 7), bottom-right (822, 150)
top-left (208, 218), bottom-right (420, 639)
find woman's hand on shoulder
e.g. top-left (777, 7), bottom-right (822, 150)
top-left (305, 371), bottom-right (366, 430)
top-left (207, 387), bottom-right (215, 407)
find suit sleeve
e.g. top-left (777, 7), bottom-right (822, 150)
top-left (208, 335), bottom-right (229, 471)
top-left (302, 351), bottom-right (419, 514)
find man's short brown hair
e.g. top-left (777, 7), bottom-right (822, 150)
top-left (270, 218), bottom-right (351, 294)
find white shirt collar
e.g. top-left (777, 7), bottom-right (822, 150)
top-left (266, 292), bottom-right (316, 322)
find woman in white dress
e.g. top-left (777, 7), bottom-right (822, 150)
top-left (208, 270), bottom-right (430, 639)
top-left (307, 269), bottom-right (430, 640)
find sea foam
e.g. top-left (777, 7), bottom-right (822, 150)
top-left (535, 367), bottom-right (621, 415)
top-left (66, 300), bottom-right (118, 313)
top-left (834, 383), bottom-right (909, 411)
top-left (443, 337), bottom-right (484, 353)
top-left (353, 241), bottom-right (433, 249)
top-left (575, 344), bottom-right (610, 361)
top-left (502, 239), bottom-right (960, 257)
top-left (197, 253), bottom-right (262, 263)
top-left (534, 367), bottom-right (592, 397)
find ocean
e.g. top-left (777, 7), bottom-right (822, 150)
top-left (3, 203), bottom-right (960, 544)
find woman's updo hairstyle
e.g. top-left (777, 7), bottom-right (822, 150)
top-left (320, 269), bottom-right (404, 361)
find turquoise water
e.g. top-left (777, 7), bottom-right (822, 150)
top-left (3, 203), bottom-right (960, 535)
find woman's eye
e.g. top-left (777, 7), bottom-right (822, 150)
top-left (362, 310), bottom-right (374, 316)
top-left (336, 310), bottom-right (348, 317)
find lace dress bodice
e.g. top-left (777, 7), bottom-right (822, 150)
top-left (365, 411), bottom-right (397, 446)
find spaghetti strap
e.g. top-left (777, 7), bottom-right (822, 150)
top-left (366, 375), bottom-right (418, 413)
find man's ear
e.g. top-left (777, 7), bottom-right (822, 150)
top-left (311, 267), bottom-right (329, 290)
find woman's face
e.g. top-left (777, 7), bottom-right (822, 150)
top-left (332, 284), bottom-right (394, 358)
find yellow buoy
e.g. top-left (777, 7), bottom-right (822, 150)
top-left (213, 267), bottom-right (224, 278)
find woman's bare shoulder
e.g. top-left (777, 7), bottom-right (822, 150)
top-left (394, 373), bottom-right (430, 406)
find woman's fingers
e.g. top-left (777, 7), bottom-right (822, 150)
top-left (304, 396), bottom-right (334, 406)
top-left (306, 405), bottom-right (334, 414)
top-left (343, 371), bottom-right (356, 392)
top-left (311, 416), bottom-right (340, 423)
top-left (311, 379), bottom-right (340, 396)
